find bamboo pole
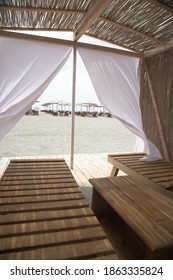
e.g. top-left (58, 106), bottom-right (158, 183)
top-left (144, 59), bottom-right (170, 162)
top-left (70, 47), bottom-right (77, 169)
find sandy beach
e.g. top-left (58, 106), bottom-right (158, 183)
top-left (0, 113), bottom-right (133, 159)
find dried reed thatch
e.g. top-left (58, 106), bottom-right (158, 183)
top-left (141, 48), bottom-right (173, 161)
top-left (0, 0), bottom-right (173, 52)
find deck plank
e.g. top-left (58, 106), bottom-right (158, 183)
top-left (0, 226), bottom-right (107, 253)
top-left (0, 208), bottom-right (94, 225)
top-left (0, 216), bottom-right (100, 238)
top-left (0, 239), bottom-right (117, 260)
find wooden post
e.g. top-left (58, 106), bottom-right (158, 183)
top-left (144, 59), bottom-right (170, 162)
top-left (140, 54), bottom-right (145, 102)
top-left (70, 47), bottom-right (77, 169)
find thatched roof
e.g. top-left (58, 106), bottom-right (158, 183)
top-left (0, 0), bottom-right (173, 55)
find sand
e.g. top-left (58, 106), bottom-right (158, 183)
top-left (0, 113), bottom-right (133, 159)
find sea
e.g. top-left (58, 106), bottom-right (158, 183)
top-left (0, 113), bottom-right (134, 159)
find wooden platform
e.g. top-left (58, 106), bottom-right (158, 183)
top-left (90, 175), bottom-right (173, 260)
top-left (108, 153), bottom-right (173, 191)
top-left (0, 158), bottom-right (118, 260)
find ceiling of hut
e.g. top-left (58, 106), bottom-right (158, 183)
top-left (0, 0), bottom-right (173, 53)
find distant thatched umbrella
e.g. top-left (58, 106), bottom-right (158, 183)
top-left (81, 102), bottom-right (99, 112)
top-left (42, 100), bottom-right (71, 111)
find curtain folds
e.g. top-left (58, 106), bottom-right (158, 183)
top-left (78, 48), bottom-right (162, 161)
top-left (0, 34), bottom-right (162, 161)
top-left (0, 36), bottom-right (72, 139)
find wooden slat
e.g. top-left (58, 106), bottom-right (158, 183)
top-left (0, 187), bottom-right (81, 198)
top-left (0, 192), bottom-right (85, 205)
top-left (0, 180), bottom-right (77, 190)
top-left (0, 176), bottom-right (75, 186)
top-left (0, 226), bottom-right (106, 253)
top-left (124, 161), bottom-right (168, 168)
top-left (136, 171), bottom-right (172, 180)
top-left (1, 171), bottom-right (73, 181)
top-left (10, 158), bottom-right (66, 162)
top-left (132, 166), bottom-right (171, 173)
top-left (0, 239), bottom-right (117, 260)
top-left (158, 181), bottom-right (173, 188)
top-left (7, 163), bottom-right (67, 167)
top-left (108, 153), bottom-right (145, 158)
top-left (152, 175), bottom-right (173, 182)
top-left (8, 163), bottom-right (68, 168)
top-left (4, 168), bottom-right (69, 175)
top-left (0, 208), bottom-right (94, 225)
top-left (0, 216), bottom-right (100, 238)
top-left (0, 199), bottom-right (88, 214)
top-left (139, 167), bottom-right (173, 175)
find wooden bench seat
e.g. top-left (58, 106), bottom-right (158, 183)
top-left (90, 175), bottom-right (173, 260)
top-left (108, 153), bottom-right (173, 191)
top-left (0, 158), bottom-right (118, 260)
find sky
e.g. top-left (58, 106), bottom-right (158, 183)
top-left (17, 30), bottom-right (129, 108)
top-left (40, 48), bottom-right (99, 105)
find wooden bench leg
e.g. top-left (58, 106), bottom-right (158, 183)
top-left (110, 166), bottom-right (119, 177)
top-left (92, 188), bottom-right (107, 218)
top-left (92, 188), bottom-right (115, 220)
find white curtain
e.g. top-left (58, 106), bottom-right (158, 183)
top-left (78, 48), bottom-right (162, 161)
top-left (0, 36), bottom-right (72, 139)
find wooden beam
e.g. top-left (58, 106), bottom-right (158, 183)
top-left (0, 30), bottom-right (141, 58)
top-left (147, 0), bottom-right (173, 14)
top-left (0, 5), bottom-right (84, 15)
top-left (0, 27), bottom-right (74, 31)
top-left (0, 30), bottom-right (75, 46)
top-left (76, 41), bottom-right (141, 58)
top-left (144, 40), bottom-right (173, 57)
top-left (144, 59), bottom-right (170, 162)
top-left (85, 33), bottom-right (140, 53)
top-left (100, 17), bottom-right (166, 44)
top-left (73, 0), bottom-right (112, 41)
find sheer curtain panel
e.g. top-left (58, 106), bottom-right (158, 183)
top-left (0, 36), bottom-right (72, 139)
top-left (78, 48), bottom-right (162, 161)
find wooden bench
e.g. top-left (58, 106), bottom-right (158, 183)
top-left (108, 153), bottom-right (173, 191)
top-left (0, 158), bottom-right (118, 260)
top-left (90, 175), bottom-right (173, 260)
